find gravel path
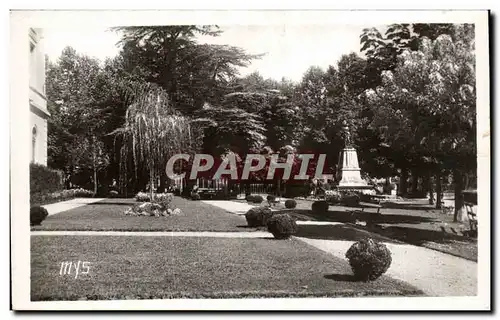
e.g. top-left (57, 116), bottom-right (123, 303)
top-left (42, 198), bottom-right (106, 216)
top-left (202, 200), bottom-right (255, 215)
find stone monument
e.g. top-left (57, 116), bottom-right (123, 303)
top-left (336, 120), bottom-right (370, 190)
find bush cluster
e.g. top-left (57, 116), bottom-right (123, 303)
top-left (125, 202), bottom-right (182, 217)
top-left (135, 192), bottom-right (174, 206)
top-left (285, 199), bottom-right (297, 209)
top-left (135, 192), bottom-right (151, 202)
top-left (245, 207), bottom-right (273, 227)
top-left (155, 193), bottom-right (174, 207)
top-left (345, 238), bottom-right (392, 281)
top-left (325, 190), bottom-right (342, 204)
top-left (127, 192), bottom-right (177, 217)
top-left (312, 200), bottom-right (329, 214)
top-left (30, 206), bottom-right (49, 226)
top-left (266, 213), bottom-right (298, 239)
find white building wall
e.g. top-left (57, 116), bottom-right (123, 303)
top-left (29, 28), bottom-right (49, 166)
top-left (30, 111), bottom-right (48, 164)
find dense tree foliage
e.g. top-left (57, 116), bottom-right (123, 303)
top-left (45, 24), bottom-right (476, 221)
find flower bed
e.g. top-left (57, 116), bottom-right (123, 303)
top-left (127, 192), bottom-right (181, 217)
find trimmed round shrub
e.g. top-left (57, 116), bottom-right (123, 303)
top-left (311, 200), bottom-right (329, 214)
top-left (30, 206), bottom-right (48, 226)
top-left (341, 192), bottom-right (360, 207)
top-left (267, 195), bottom-right (276, 202)
top-left (267, 213), bottom-right (298, 239)
top-left (191, 193), bottom-right (201, 201)
top-left (252, 195), bottom-right (264, 204)
top-left (285, 199), bottom-right (297, 209)
top-left (345, 238), bottom-right (392, 281)
top-left (246, 195), bottom-right (264, 204)
top-left (245, 207), bottom-right (273, 227)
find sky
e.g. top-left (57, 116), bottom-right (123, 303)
top-left (43, 25), bottom-right (367, 82)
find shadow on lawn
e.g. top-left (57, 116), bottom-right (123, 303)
top-left (364, 225), bottom-right (476, 246)
top-left (295, 224), bottom-right (401, 244)
top-left (382, 202), bottom-right (437, 211)
top-left (286, 208), bottom-right (437, 225)
top-left (295, 217), bottom-right (475, 250)
top-left (289, 208), bottom-right (475, 247)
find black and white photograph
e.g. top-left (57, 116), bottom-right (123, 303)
top-left (10, 9), bottom-right (490, 311)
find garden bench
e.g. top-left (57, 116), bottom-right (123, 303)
top-left (347, 202), bottom-right (383, 216)
top-left (464, 201), bottom-right (477, 236)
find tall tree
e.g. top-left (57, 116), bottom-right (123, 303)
top-left (114, 26), bottom-right (261, 115)
top-left (114, 83), bottom-right (196, 199)
top-left (46, 47), bottom-right (110, 188)
top-left (366, 24), bottom-right (476, 220)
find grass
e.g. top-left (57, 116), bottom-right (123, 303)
top-left (32, 197), bottom-right (252, 232)
top-left (31, 235), bottom-right (423, 301)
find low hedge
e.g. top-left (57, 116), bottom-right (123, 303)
top-left (30, 163), bottom-right (64, 195)
top-left (31, 188), bottom-right (95, 206)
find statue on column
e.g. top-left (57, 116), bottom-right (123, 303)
top-left (341, 120), bottom-right (351, 147)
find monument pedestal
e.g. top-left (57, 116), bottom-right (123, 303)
top-left (336, 147), bottom-right (370, 191)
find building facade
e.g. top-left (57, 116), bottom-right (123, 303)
top-left (29, 28), bottom-right (50, 165)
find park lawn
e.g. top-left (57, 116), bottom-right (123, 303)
top-left (31, 235), bottom-right (423, 300)
top-left (31, 197), bottom-right (251, 232)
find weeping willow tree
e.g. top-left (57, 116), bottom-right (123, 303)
top-left (115, 83), bottom-right (196, 199)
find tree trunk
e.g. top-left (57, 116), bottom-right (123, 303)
top-left (158, 170), bottom-right (166, 193)
top-left (428, 173), bottom-right (434, 205)
top-left (453, 169), bottom-right (465, 222)
top-left (411, 169), bottom-right (418, 196)
top-left (149, 167), bottom-right (155, 201)
top-left (436, 171), bottom-right (442, 209)
top-left (93, 167), bottom-right (98, 196)
top-left (400, 168), bottom-right (408, 197)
